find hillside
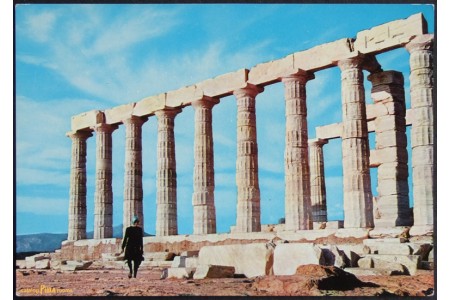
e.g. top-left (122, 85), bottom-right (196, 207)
top-left (16, 225), bottom-right (152, 253)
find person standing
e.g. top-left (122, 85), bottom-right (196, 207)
top-left (121, 216), bottom-right (144, 278)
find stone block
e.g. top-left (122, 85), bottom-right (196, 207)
top-left (50, 260), bottom-right (66, 270)
top-left (376, 130), bottom-right (407, 149)
top-left (374, 115), bottom-right (406, 133)
top-left (364, 254), bottom-right (420, 275)
top-left (248, 55), bottom-right (295, 85)
top-left (377, 179), bottom-right (409, 196)
top-left (377, 162), bottom-right (409, 180)
top-left (335, 244), bottom-right (369, 267)
top-left (273, 243), bottom-right (325, 275)
top-left (197, 69), bottom-right (248, 98)
top-left (198, 243), bottom-right (273, 278)
top-left (293, 38), bottom-right (353, 71)
top-left (16, 260), bottom-right (27, 269)
top-left (104, 103), bottom-right (135, 125)
top-left (420, 261), bottom-right (434, 270)
top-left (143, 252), bottom-right (175, 261)
top-left (354, 13), bottom-right (427, 54)
top-left (35, 259), bottom-right (50, 269)
top-left (371, 147), bottom-right (408, 165)
top-left (61, 260), bottom-right (93, 271)
top-left (133, 93), bottom-right (166, 117)
top-left (180, 250), bottom-right (200, 257)
top-left (357, 256), bottom-right (373, 268)
top-left (71, 110), bottom-right (103, 131)
top-left (315, 122), bottom-right (343, 139)
top-left (411, 126), bottom-right (434, 148)
top-left (369, 243), bottom-right (412, 255)
top-left (167, 267), bottom-right (195, 279)
top-left (335, 228), bottom-right (371, 239)
top-left (185, 257), bottom-right (199, 268)
top-left (371, 258), bottom-right (407, 274)
top-left (277, 229), bottom-right (337, 242)
top-left (166, 85), bottom-right (203, 107)
top-left (193, 264), bottom-right (235, 279)
top-left (408, 243), bottom-right (432, 261)
top-left (368, 227), bottom-right (410, 239)
top-left (171, 256), bottom-right (186, 268)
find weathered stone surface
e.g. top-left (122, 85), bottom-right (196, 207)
top-left (180, 250), bottom-right (200, 257)
top-left (408, 243), bottom-right (432, 261)
top-left (171, 256), bottom-right (186, 268)
top-left (309, 138), bottom-right (328, 224)
top-left (71, 110), bottom-right (103, 131)
top-left (25, 253), bottom-right (51, 269)
top-left (60, 261), bottom-right (93, 271)
top-left (101, 253), bottom-right (124, 261)
top-left (143, 252), bottom-right (175, 261)
top-left (354, 13), bottom-right (427, 54)
top-left (133, 93), bottom-right (165, 117)
top-left (369, 243), bottom-right (412, 255)
top-left (363, 238), bottom-right (407, 247)
top-left (335, 244), bottom-right (368, 267)
top-left (321, 245), bottom-right (348, 268)
top-left (193, 264), bottom-right (235, 279)
top-left (277, 229), bottom-right (337, 241)
top-left (104, 103), bottom-right (135, 125)
top-left (248, 55), bottom-right (294, 85)
top-left (198, 243), bottom-right (273, 278)
top-left (357, 256), bottom-right (373, 268)
top-left (167, 267), bottom-right (195, 279)
top-left (166, 85), bottom-right (203, 107)
top-left (35, 259), bottom-right (50, 269)
top-left (364, 254), bottom-right (420, 275)
top-left (335, 228), bottom-right (370, 239)
top-left (197, 69), bottom-right (248, 98)
top-left (16, 260), bottom-right (27, 269)
top-left (273, 243), bottom-right (325, 275)
top-left (315, 122), bottom-right (342, 140)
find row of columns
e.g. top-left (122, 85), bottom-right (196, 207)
top-left (67, 35), bottom-right (434, 240)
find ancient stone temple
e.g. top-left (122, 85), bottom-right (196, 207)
top-left (62, 13), bottom-right (434, 264)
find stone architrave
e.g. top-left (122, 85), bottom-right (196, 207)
top-left (155, 108), bottom-right (181, 236)
top-left (67, 129), bottom-right (92, 241)
top-left (308, 138), bottom-right (329, 223)
top-left (282, 72), bottom-right (314, 231)
top-left (368, 71), bottom-right (411, 227)
top-left (92, 123), bottom-right (117, 239)
top-left (122, 116), bottom-right (147, 234)
top-left (338, 56), bottom-right (374, 228)
top-left (405, 34), bottom-right (435, 236)
top-left (192, 97), bottom-right (220, 235)
top-left (233, 84), bottom-right (264, 233)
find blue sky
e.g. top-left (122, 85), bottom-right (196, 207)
top-left (14, 3), bottom-right (436, 236)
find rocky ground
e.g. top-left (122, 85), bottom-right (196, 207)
top-left (16, 265), bottom-right (435, 297)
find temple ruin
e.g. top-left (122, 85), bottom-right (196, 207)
top-left (53, 13), bottom-right (435, 275)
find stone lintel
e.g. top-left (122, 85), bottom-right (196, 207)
top-left (315, 122), bottom-right (343, 140)
top-left (197, 69), bottom-right (249, 98)
top-left (247, 55), bottom-right (295, 86)
top-left (166, 85), bottom-right (204, 108)
top-left (71, 110), bottom-right (103, 132)
top-left (308, 138), bottom-right (329, 146)
top-left (104, 103), bottom-right (135, 125)
top-left (354, 13), bottom-right (428, 55)
top-left (295, 38), bottom-right (355, 71)
top-left (133, 93), bottom-right (166, 117)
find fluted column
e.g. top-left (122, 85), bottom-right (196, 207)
top-left (338, 56), bottom-right (374, 228)
top-left (308, 138), bottom-right (328, 223)
top-left (282, 72), bottom-right (314, 231)
top-left (92, 123), bottom-right (117, 239)
top-left (405, 34), bottom-right (435, 236)
top-left (67, 130), bottom-right (92, 241)
top-left (192, 97), bottom-right (219, 235)
top-left (234, 84), bottom-right (263, 233)
top-left (155, 108), bottom-right (181, 236)
top-left (368, 71), bottom-right (411, 227)
top-left (122, 116), bottom-right (147, 235)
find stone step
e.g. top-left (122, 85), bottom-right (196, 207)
top-left (345, 267), bottom-right (404, 276)
top-left (363, 238), bottom-right (408, 247)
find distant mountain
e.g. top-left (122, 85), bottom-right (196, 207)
top-left (16, 224), bottom-right (153, 254)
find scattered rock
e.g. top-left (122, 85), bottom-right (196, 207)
top-left (193, 265), bottom-right (235, 279)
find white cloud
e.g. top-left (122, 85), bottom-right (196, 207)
top-left (25, 10), bottom-right (57, 43)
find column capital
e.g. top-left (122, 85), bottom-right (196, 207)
top-left (337, 54), bottom-right (366, 71)
top-left (233, 84), bottom-right (264, 99)
top-left (90, 123), bottom-right (118, 133)
top-left (122, 115), bottom-right (148, 126)
top-left (281, 70), bottom-right (315, 84)
top-left (405, 34), bottom-right (434, 53)
top-left (66, 130), bottom-right (93, 139)
top-left (367, 70), bottom-right (404, 86)
top-left (154, 107), bottom-right (182, 118)
top-left (308, 138), bottom-right (329, 147)
top-left (191, 96), bottom-right (220, 109)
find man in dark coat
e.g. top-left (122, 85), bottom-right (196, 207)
top-left (121, 216), bottom-right (144, 278)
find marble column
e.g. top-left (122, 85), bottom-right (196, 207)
top-left (155, 108), bottom-right (181, 236)
top-left (282, 72), bottom-right (314, 231)
top-left (308, 138), bottom-right (328, 223)
top-left (368, 71), bottom-right (411, 227)
top-left (122, 116), bottom-right (147, 235)
top-left (234, 84), bottom-right (263, 233)
top-left (92, 123), bottom-right (117, 239)
top-left (338, 56), bottom-right (374, 228)
top-left (67, 130), bottom-right (92, 241)
top-left (192, 97), bottom-right (219, 235)
top-left (405, 34), bottom-right (435, 236)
